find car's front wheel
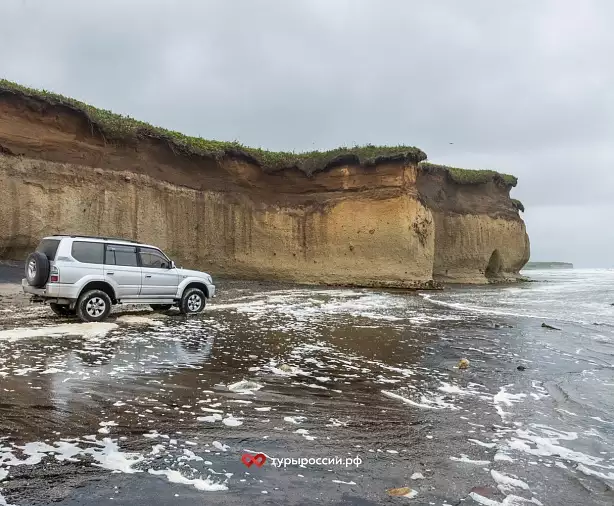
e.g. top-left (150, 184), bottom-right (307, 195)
top-left (76, 290), bottom-right (112, 323)
top-left (49, 303), bottom-right (76, 317)
top-left (179, 288), bottom-right (206, 315)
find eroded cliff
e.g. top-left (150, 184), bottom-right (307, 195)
top-left (0, 80), bottom-right (530, 286)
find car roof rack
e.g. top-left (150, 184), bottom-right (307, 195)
top-left (49, 234), bottom-right (143, 244)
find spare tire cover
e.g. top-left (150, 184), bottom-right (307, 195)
top-left (25, 251), bottom-right (50, 288)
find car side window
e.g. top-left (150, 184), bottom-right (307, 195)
top-left (105, 244), bottom-right (138, 267)
top-left (71, 241), bottom-right (104, 264)
top-left (139, 247), bottom-right (169, 269)
top-left (36, 239), bottom-right (61, 260)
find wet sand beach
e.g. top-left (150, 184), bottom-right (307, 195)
top-left (1, 264), bottom-right (613, 505)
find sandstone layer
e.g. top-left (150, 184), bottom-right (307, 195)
top-left (0, 83), bottom-right (530, 287)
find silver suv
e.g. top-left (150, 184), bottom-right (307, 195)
top-left (22, 235), bottom-right (215, 322)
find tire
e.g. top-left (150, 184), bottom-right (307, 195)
top-left (179, 288), bottom-right (206, 315)
top-left (150, 304), bottom-right (172, 312)
top-left (25, 251), bottom-right (50, 288)
top-left (50, 303), bottom-right (76, 317)
top-left (76, 290), bottom-right (112, 323)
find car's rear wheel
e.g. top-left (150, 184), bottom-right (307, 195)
top-left (76, 290), bottom-right (112, 323)
top-left (150, 304), bottom-right (172, 312)
top-left (25, 251), bottom-right (50, 288)
top-left (179, 288), bottom-right (206, 315)
top-left (49, 303), bottom-right (76, 317)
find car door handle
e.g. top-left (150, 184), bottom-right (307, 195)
top-left (107, 272), bottom-right (114, 275)
top-left (145, 275), bottom-right (152, 278)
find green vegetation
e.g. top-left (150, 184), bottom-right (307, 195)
top-left (0, 79), bottom-right (426, 173)
top-left (0, 78), bottom-right (519, 185)
top-left (420, 162), bottom-right (518, 188)
top-left (511, 199), bottom-right (525, 212)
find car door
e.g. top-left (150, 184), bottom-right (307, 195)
top-left (138, 247), bottom-right (179, 298)
top-left (103, 244), bottom-right (141, 298)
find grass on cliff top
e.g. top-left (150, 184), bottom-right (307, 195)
top-left (0, 79), bottom-right (426, 173)
top-left (0, 78), bottom-right (517, 185)
top-left (420, 162), bottom-right (518, 188)
top-left (511, 198), bottom-right (525, 212)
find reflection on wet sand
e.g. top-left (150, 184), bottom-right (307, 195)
top-left (0, 289), bottom-right (439, 445)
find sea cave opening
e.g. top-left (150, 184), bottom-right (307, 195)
top-left (485, 249), bottom-right (502, 278)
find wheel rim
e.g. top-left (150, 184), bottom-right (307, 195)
top-left (86, 297), bottom-right (106, 317)
top-left (27, 260), bottom-right (37, 280)
top-left (187, 294), bottom-right (202, 312)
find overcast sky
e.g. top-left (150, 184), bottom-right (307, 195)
top-left (1, 0), bottom-right (612, 267)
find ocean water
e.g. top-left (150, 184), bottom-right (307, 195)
top-left (426, 268), bottom-right (614, 326)
top-left (417, 268), bottom-right (614, 504)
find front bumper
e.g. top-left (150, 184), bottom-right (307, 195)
top-left (209, 283), bottom-right (216, 298)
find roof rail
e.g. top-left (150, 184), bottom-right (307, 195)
top-left (50, 234), bottom-right (142, 244)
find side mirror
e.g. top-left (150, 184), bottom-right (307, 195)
top-left (170, 260), bottom-right (176, 269)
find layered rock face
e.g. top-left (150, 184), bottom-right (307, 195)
top-left (0, 86), bottom-right (529, 286)
top-left (417, 166), bottom-right (530, 283)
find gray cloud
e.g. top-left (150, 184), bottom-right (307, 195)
top-left (1, 0), bottom-right (613, 266)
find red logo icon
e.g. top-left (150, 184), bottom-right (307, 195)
top-left (242, 453), bottom-right (267, 468)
